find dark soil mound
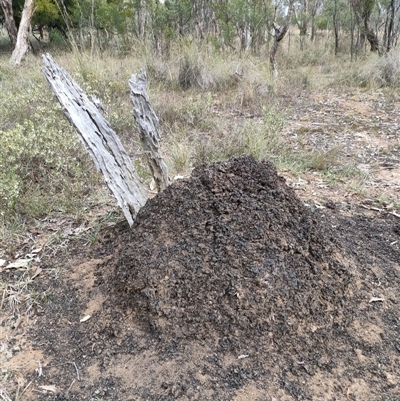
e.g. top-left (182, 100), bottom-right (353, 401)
top-left (15, 156), bottom-right (400, 401)
top-left (114, 157), bottom-right (353, 356)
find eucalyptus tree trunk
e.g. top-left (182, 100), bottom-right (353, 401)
top-left (135, 0), bottom-right (147, 40)
top-left (10, 0), bottom-right (35, 65)
top-left (363, 15), bottom-right (379, 52)
top-left (333, 0), bottom-right (340, 55)
top-left (351, 0), bottom-right (380, 53)
top-left (270, 0), bottom-right (295, 80)
top-left (385, 0), bottom-right (395, 51)
top-left (310, 0), bottom-right (322, 41)
top-left (294, 0), bottom-right (309, 50)
top-left (0, 0), bottom-right (18, 47)
top-left (241, 0), bottom-right (251, 51)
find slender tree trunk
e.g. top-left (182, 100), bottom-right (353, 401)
top-left (310, 17), bottom-right (316, 42)
top-left (350, 5), bottom-right (355, 61)
top-left (310, 0), bottom-right (322, 42)
top-left (333, 0), bottom-right (340, 55)
top-left (0, 0), bottom-right (18, 47)
top-left (269, 0), bottom-right (295, 81)
top-left (135, 0), bottom-right (146, 40)
top-left (294, 0), bottom-right (309, 50)
top-left (10, 0), bottom-right (35, 65)
top-left (386, 0), bottom-right (395, 51)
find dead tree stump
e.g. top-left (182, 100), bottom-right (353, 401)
top-left (42, 53), bottom-right (148, 226)
top-left (129, 71), bottom-right (169, 192)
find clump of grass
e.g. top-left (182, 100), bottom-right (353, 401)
top-left (158, 91), bottom-right (214, 132)
top-left (192, 106), bottom-right (286, 166)
top-left (144, 41), bottom-right (243, 92)
top-left (178, 50), bottom-right (210, 90)
top-left (193, 131), bottom-right (247, 165)
top-left (168, 139), bottom-right (193, 175)
top-left (305, 146), bottom-right (342, 171)
top-left (361, 49), bottom-right (400, 87)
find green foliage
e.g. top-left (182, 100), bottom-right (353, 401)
top-left (92, 0), bottom-right (134, 34)
top-left (33, 0), bottom-right (59, 27)
top-left (48, 27), bottom-right (69, 47)
top-left (213, 0), bottom-right (274, 51)
top-left (7, 0), bottom-right (78, 34)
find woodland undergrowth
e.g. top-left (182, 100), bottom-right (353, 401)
top-left (0, 35), bottom-right (398, 253)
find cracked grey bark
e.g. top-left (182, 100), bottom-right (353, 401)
top-left (129, 71), bottom-right (169, 192)
top-left (42, 53), bottom-right (148, 226)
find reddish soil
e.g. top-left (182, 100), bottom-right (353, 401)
top-left (2, 156), bottom-right (400, 400)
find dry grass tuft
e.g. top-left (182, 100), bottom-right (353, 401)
top-left (361, 48), bottom-right (400, 87)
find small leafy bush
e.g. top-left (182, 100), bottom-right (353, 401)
top-left (0, 80), bottom-right (97, 216)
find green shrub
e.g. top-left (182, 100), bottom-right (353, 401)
top-left (0, 80), bottom-right (98, 216)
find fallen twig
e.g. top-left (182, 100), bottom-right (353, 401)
top-left (369, 297), bottom-right (385, 303)
top-left (66, 379), bottom-right (75, 393)
top-left (70, 362), bottom-right (80, 380)
top-left (21, 381), bottom-right (32, 397)
top-left (37, 360), bottom-right (43, 377)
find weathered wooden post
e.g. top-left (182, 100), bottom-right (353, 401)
top-left (42, 53), bottom-right (148, 226)
top-left (129, 71), bottom-right (169, 192)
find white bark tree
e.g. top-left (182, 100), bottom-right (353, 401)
top-left (10, 0), bottom-right (35, 65)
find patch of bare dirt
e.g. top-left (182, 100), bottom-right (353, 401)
top-left (282, 89), bottom-right (400, 205)
top-left (2, 156), bottom-right (399, 401)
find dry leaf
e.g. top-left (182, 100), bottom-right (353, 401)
top-left (13, 315), bottom-right (23, 330)
top-left (80, 315), bottom-right (91, 323)
top-left (149, 179), bottom-right (156, 191)
top-left (39, 385), bottom-right (57, 393)
top-left (31, 267), bottom-right (43, 280)
top-left (0, 259), bottom-right (6, 267)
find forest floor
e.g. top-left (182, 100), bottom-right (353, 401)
top-left (1, 87), bottom-right (400, 401)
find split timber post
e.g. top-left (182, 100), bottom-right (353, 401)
top-left (42, 53), bottom-right (148, 226)
top-left (129, 71), bottom-right (169, 192)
